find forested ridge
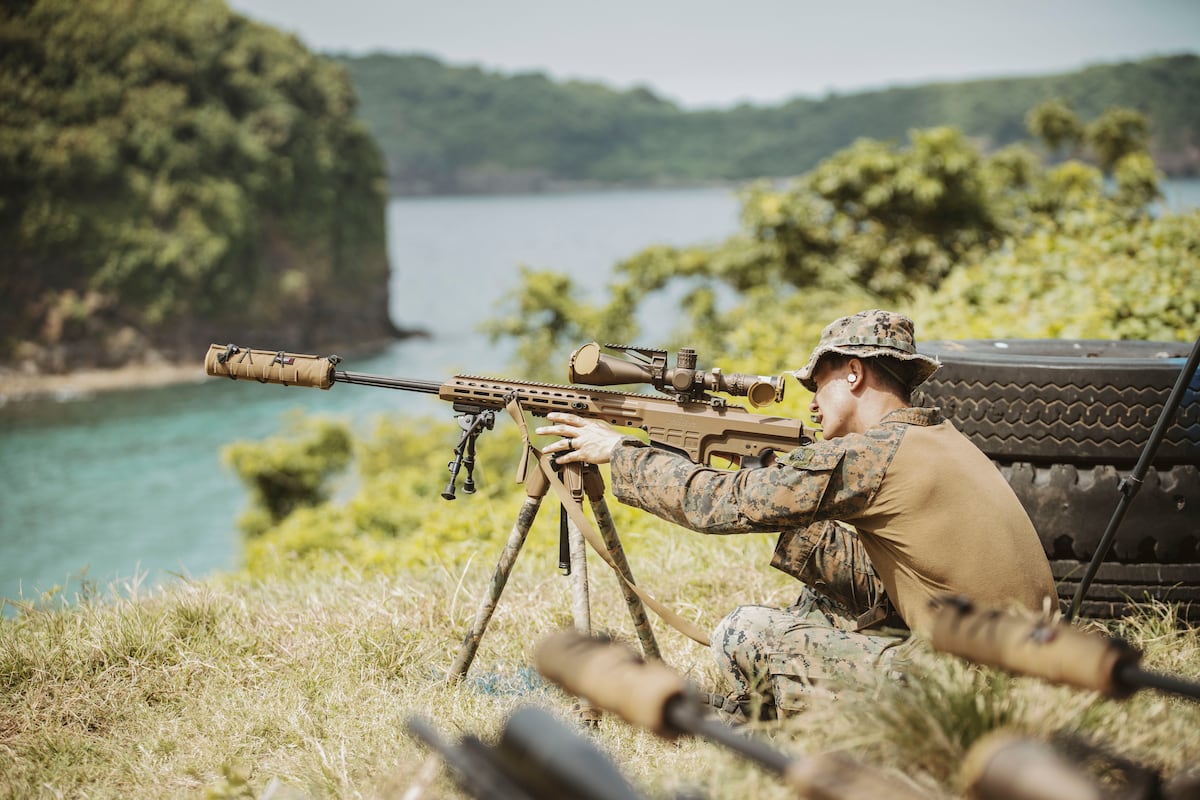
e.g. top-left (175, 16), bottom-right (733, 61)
top-left (337, 51), bottom-right (1200, 194)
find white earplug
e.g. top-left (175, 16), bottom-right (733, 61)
top-left (847, 374), bottom-right (857, 383)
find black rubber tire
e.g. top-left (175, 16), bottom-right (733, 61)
top-left (913, 338), bottom-right (1200, 624)
top-left (914, 339), bottom-right (1199, 467)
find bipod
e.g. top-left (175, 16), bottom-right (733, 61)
top-left (447, 456), bottom-right (662, 709)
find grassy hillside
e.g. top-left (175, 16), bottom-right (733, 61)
top-left (2, 548), bottom-right (1196, 798)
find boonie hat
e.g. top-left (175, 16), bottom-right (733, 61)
top-left (793, 309), bottom-right (940, 392)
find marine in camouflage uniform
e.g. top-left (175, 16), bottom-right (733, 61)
top-left (603, 310), bottom-right (1057, 716)
top-left (540, 310), bottom-right (1056, 717)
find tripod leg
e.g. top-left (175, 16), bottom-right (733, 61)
top-left (567, 516), bottom-right (592, 635)
top-left (566, 515), bottom-right (604, 724)
top-left (583, 468), bottom-right (661, 660)
top-left (448, 487), bottom-right (545, 682)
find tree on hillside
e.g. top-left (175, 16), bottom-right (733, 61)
top-left (0, 0), bottom-right (392, 371)
top-left (339, 52), bottom-right (1200, 194)
top-left (1026, 99), bottom-right (1084, 154)
top-left (1087, 107), bottom-right (1151, 171)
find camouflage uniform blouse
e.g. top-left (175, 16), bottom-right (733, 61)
top-left (609, 406), bottom-right (1056, 636)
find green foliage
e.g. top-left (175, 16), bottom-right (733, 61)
top-left (1026, 98), bottom-right (1085, 154)
top-left (1, 0), bottom-right (390, 363)
top-left (484, 104), bottom-right (1195, 382)
top-left (911, 207), bottom-right (1199, 341)
top-left (1086, 107), bottom-right (1152, 171)
top-left (339, 52), bottom-right (1200, 193)
top-left (222, 413), bottom-right (353, 536)
top-left (233, 414), bottom-right (538, 578)
top-left (480, 267), bottom-right (630, 382)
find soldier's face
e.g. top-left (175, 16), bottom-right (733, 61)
top-left (809, 360), bottom-right (854, 439)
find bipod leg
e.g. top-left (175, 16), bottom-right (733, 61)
top-left (448, 467), bottom-right (549, 682)
top-left (568, 513), bottom-right (602, 724)
top-left (566, 515), bottom-right (592, 636)
top-left (559, 463), bottom-right (602, 724)
top-left (581, 466), bottom-right (661, 661)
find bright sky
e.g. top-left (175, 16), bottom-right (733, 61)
top-left (226, 0), bottom-right (1200, 109)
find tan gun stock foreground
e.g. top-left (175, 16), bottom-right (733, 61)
top-left (930, 595), bottom-right (1200, 800)
top-left (403, 631), bottom-right (930, 800)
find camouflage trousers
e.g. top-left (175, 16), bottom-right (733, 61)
top-left (710, 586), bottom-right (909, 714)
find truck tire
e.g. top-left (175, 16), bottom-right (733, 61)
top-left (912, 339), bottom-right (1200, 623)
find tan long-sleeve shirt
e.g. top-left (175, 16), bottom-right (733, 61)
top-left (609, 407), bottom-right (1056, 636)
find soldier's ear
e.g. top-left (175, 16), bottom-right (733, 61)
top-left (846, 359), bottom-right (866, 391)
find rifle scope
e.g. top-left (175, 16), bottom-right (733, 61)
top-left (569, 342), bottom-right (784, 408)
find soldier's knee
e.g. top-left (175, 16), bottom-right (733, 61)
top-left (711, 605), bottom-right (776, 669)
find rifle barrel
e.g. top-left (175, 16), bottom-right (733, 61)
top-left (335, 371), bottom-right (441, 393)
top-left (667, 700), bottom-right (793, 773)
top-left (1118, 663), bottom-right (1200, 702)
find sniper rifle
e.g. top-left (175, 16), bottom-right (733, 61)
top-left (204, 341), bottom-right (816, 499)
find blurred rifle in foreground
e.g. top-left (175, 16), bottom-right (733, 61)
top-left (406, 623), bottom-right (1200, 800)
top-left (930, 595), bottom-right (1200, 800)
top-left (404, 706), bottom-right (645, 800)
top-left (928, 594), bottom-right (1200, 703)
top-left (532, 630), bottom-right (930, 800)
top-left (403, 630), bottom-right (930, 800)
top-left (961, 729), bottom-right (1200, 800)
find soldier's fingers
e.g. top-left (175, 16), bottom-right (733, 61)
top-left (545, 412), bottom-right (586, 426)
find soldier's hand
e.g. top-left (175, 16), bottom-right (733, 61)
top-left (536, 412), bottom-right (625, 465)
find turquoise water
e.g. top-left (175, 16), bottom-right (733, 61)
top-left (3, 179), bottom-right (1197, 607)
top-left (0, 186), bottom-right (744, 605)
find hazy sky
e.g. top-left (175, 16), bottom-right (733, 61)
top-left (225, 0), bottom-right (1199, 108)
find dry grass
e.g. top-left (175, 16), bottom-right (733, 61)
top-left (2, 526), bottom-right (1197, 799)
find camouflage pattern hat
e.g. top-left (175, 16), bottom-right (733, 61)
top-left (793, 309), bottom-right (940, 392)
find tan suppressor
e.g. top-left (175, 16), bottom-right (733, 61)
top-left (534, 630), bottom-right (687, 737)
top-left (929, 595), bottom-right (1140, 698)
top-left (961, 731), bottom-right (1107, 800)
top-left (205, 344), bottom-right (336, 389)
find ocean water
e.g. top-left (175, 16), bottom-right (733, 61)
top-left (3, 179), bottom-right (1197, 607)
top-left (0, 185), bottom-right (744, 605)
